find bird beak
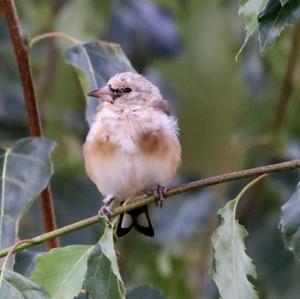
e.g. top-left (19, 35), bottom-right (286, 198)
top-left (87, 85), bottom-right (113, 103)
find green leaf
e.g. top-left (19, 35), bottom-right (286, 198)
top-left (0, 269), bottom-right (49, 299)
top-left (127, 285), bottom-right (167, 299)
top-left (31, 245), bottom-right (92, 299)
top-left (279, 182), bottom-right (300, 259)
top-left (84, 220), bottom-right (125, 299)
top-left (211, 177), bottom-right (264, 299)
top-left (258, 0), bottom-right (300, 53)
top-left (237, 0), bottom-right (269, 58)
top-left (65, 41), bottom-right (135, 125)
top-left (0, 138), bottom-right (55, 263)
top-left (84, 244), bottom-right (122, 299)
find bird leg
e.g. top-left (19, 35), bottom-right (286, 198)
top-left (98, 194), bottom-right (115, 217)
top-left (152, 185), bottom-right (167, 208)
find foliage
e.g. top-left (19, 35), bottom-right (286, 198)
top-left (239, 0), bottom-right (300, 54)
top-left (0, 138), bottom-right (55, 267)
top-left (258, 0), bottom-right (300, 53)
top-left (65, 41), bottom-right (135, 125)
top-left (30, 220), bottom-right (125, 299)
top-left (31, 245), bottom-right (92, 299)
top-left (0, 269), bottom-right (49, 299)
top-left (84, 220), bottom-right (125, 299)
top-left (238, 0), bottom-right (269, 57)
top-left (211, 178), bottom-right (261, 299)
top-left (280, 182), bottom-right (300, 259)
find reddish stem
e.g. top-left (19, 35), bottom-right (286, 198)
top-left (2, 0), bottom-right (59, 248)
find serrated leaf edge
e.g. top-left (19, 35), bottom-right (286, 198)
top-left (212, 175), bottom-right (266, 299)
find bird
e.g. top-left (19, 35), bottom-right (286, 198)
top-left (83, 72), bottom-right (181, 237)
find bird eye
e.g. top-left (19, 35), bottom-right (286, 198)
top-left (123, 87), bottom-right (132, 93)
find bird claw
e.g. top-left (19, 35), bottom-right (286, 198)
top-left (98, 205), bottom-right (114, 217)
top-left (152, 185), bottom-right (167, 208)
top-left (98, 195), bottom-right (115, 218)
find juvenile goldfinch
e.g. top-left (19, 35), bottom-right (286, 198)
top-left (84, 72), bottom-right (181, 237)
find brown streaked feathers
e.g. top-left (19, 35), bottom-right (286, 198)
top-left (152, 100), bottom-right (171, 115)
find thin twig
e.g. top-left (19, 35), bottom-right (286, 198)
top-left (271, 23), bottom-right (300, 130)
top-left (2, 0), bottom-right (59, 248)
top-left (0, 159), bottom-right (299, 258)
top-left (0, 239), bottom-right (33, 294)
top-left (1, 239), bottom-right (33, 270)
top-left (28, 31), bottom-right (79, 48)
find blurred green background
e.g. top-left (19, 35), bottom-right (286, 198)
top-left (1, 0), bottom-right (300, 298)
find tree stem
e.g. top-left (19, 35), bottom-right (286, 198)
top-left (271, 23), bottom-right (300, 130)
top-left (2, 0), bottom-right (59, 248)
top-left (0, 158), bottom-right (299, 258)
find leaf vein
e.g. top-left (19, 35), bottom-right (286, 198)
top-left (52, 247), bottom-right (91, 298)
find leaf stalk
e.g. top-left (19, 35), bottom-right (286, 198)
top-left (28, 31), bottom-right (79, 48)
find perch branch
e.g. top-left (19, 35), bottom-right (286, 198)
top-left (2, 0), bottom-right (59, 248)
top-left (0, 159), bottom-right (299, 258)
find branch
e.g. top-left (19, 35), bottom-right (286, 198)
top-left (2, 0), bottom-right (59, 248)
top-left (0, 159), bottom-right (299, 258)
top-left (271, 23), bottom-right (300, 131)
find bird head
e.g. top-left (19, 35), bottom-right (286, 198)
top-left (87, 72), bottom-right (162, 109)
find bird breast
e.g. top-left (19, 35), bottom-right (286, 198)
top-left (83, 107), bottom-right (181, 199)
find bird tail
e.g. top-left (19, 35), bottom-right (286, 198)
top-left (116, 204), bottom-right (155, 238)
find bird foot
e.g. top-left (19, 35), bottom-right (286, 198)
top-left (98, 205), bottom-right (114, 217)
top-left (152, 185), bottom-right (167, 208)
top-left (98, 195), bottom-right (115, 217)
